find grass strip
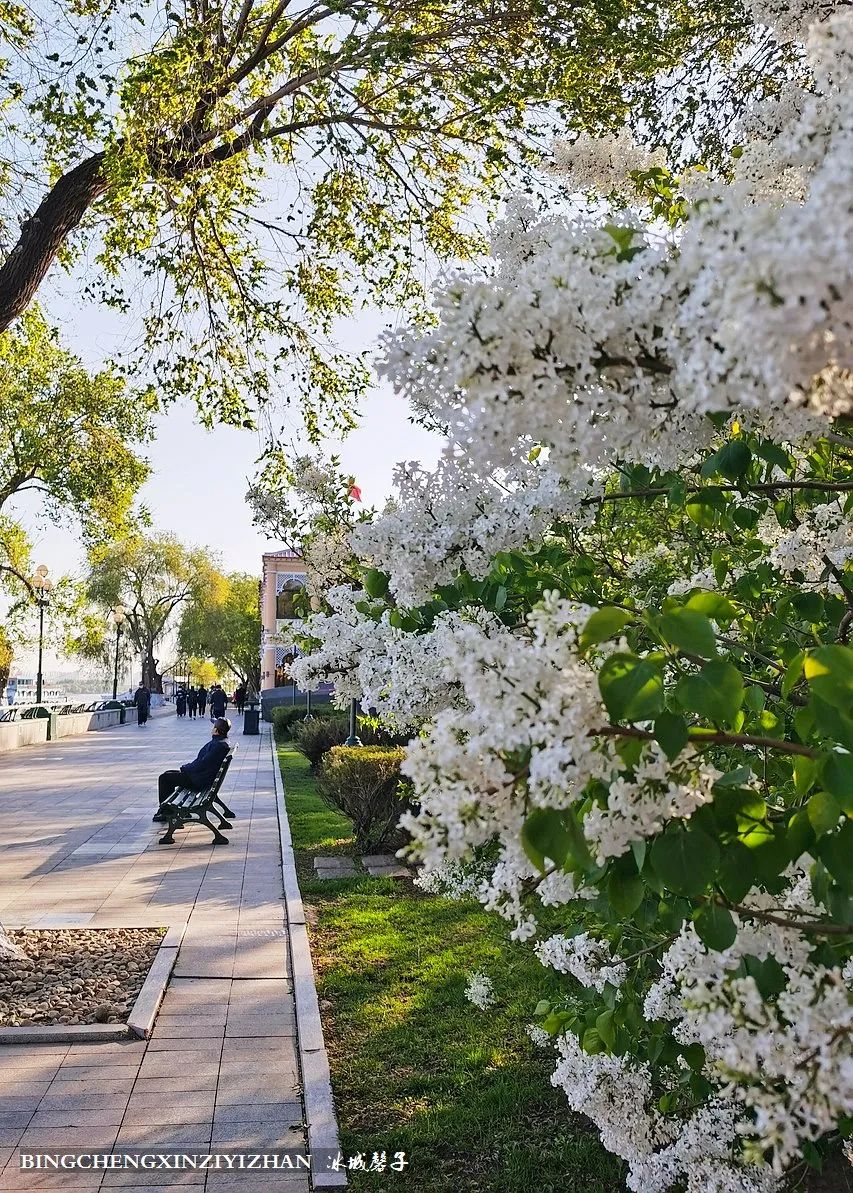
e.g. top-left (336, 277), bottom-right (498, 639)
top-left (277, 741), bottom-right (622, 1192)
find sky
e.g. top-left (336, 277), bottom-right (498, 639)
top-left (9, 296), bottom-right (442, 675)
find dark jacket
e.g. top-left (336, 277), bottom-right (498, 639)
top-left (197, 686), bottom-right (208, 705)
top-left (209, 689), bottom-right (227, 715)
top-left (134, 686), bottom-right (150, 710)
top-left (180, 737), bottom-right (230, 790)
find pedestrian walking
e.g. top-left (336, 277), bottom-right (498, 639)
top-left (175, 687), bottom-right (187, 718)
top-left (187, 686), bottom-right (198, 719)
top-left (209, 684), bottom-right (227, 720)
top-left (234, 683), bottom-right (246, 714)
top-left (134, 683), bottom-right (151, 726)
top-left (197, 684), bottom-right (208, 716)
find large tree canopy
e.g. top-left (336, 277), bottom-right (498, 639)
top-left (82, 533), bottom-right (218, 691)
top-left (0, 0), bottom-right (784, 431)
top-left (177, 570), bottom-right (262, 690)
top-left (0, 306), bottom-right (152, 615)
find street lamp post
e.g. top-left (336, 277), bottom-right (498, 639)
top-left (30, 565), bottom-right (54, 705)
top-left (110, 606), bottom-right (126, 699)
top-left (304, 688), bottom-right (312, 720)
top-left (344, 697), bottom-right (361, 747)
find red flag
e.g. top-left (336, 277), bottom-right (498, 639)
top-left (349, 484), bottom-right (362, 502)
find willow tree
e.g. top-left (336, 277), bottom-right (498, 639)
top-left (84, 534), bottom-right (218, 691)
top-left (178, 571), bottom-right (262, 691)
top-left (0, 0), bottom-right (783, 431)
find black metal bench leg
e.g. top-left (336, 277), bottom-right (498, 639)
top-left (210, 808), bottom-right (233, 830)
top-left (159, 816), bottom-right (179, 845)
top-left (214, 797), bottom-right (236, 820)
top-left (198, 810), bottom-right (229, 845)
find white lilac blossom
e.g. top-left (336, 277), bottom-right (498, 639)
top-left (550, 129), bottom-right (665, 195)
top-left (526, 1023), bottom-right (552, 1049)
top-left (278, 9), bottom-right (853, 1189)
top-left (756, 500), bottom-right (853, 589)
top-left (534, 933), bottom-right (627, 992)
top-left (357, 13), bottom-right (853, 607)
top-left (643, 865), bottom-right (853, 1173)
top-left (464, 971), bottom-right (496, 1010)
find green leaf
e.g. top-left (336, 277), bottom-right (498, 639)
top-left (685, 592), bottom-right (736, 623)
top-left (804, 646), bottom-right (853, 711)
top-left (718, 842), bottom-right (755, 903)
top-left (651, 828), bottom-right (720, 896)
top-left (694, 902), bottom-right (736, 951)
top-left (521, 808), bottom-right (571, 872)
top-left (659, 608), bottom-right (717, 658)
top-left (793, 755), bottom-right (818, 796)
top-left (818, 820), bottom-right (853, 893)
top-left (675, 660), bottom-right (744, 725)
top-left (595, 1009), bottom-right (616, 1050)
top-left (581, 1027), bottom-right (604, 1054)
top-left (792, 592), bottom-right (824, 623)
top-left (714, 440), bottom-right (752, 481)
top-left (654, 711), bottom-right (689, 761)
top-left (786, 809), bottom-right (815, 860)
top-left (681, 1043), bottom-right (706, 1072)
top-left (808, 791), bottom-right (842, 837)
top-left (781, 651), bottom-right (805, 699)
top-left (607, 870), bottom-right (644, 917)
top-left (580, 607), bottom-right (631, 651)
top-left (742, 954), bottom-right (787, 998)
top-left (743, 685), bottom-right (766, 714)
top-left (598, 653), bottom-right (665, 722)
top-left (822, 752), bottom-right (853, 814)
top-left (362, 568), bottom-right (389, 598)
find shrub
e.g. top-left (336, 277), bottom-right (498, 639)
top-left (291, 712), bottom-right (411, 767)
top-left (271, 706), bottom-right (304, 737)
top-left (317, 745), bottom-right (411, 851)
top-left (291, 714), bottom-right (350, 768)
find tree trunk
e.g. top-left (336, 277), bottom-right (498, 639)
top-left (142, 649), bottom-right (164, 694)
top-left (0, 153), bottom-right (107, 332)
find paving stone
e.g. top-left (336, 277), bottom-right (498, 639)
top-left (213, 1102), bottom-right (303, 1126)
top-left (363, 864), bottom-right (410, 878)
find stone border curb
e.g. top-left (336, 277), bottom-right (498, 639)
top-left (270, 727), bottom-right (347, 1189)
top-left (0, 922), bottom-right (186, 1046)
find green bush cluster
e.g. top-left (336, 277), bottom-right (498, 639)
top-left (291, 714), bottom-right (410, 768)
top-left (317, 745), bottom-right (411, 851)
top-left (270, 704), bottom-right (343, 739)
top-left (291, 714), bottom-right (350, 765)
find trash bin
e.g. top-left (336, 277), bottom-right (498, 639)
top-left (243, 697), bottom-right (260, 736)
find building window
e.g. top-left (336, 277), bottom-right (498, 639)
top-left (275, 575), bottom-right (304, 620)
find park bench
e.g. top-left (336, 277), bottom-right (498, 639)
top-left (157, 748), bottom-right (237, 846)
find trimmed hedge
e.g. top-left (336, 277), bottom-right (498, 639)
top-left (272, 705), bottom-right (309, 738)
top-left (317, 745), bottom-right (411, 851)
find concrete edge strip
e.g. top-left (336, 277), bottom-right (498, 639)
top-left (0, 923), bottom-right (186, 1046)
top-left (269, 727), bottom-right (347, 1190)
top-left (128, 921), bottom-right (187, 1038)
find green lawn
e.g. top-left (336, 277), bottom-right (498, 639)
top-left (277, 742), bottom-right (623, 1192)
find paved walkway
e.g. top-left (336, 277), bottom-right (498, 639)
top-left (0, 712), bottom-right (309, 1190)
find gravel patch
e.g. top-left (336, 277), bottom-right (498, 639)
top-left (0, 928), bottom-right (165, 1026)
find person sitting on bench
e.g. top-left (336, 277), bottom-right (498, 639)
top-left (153, 718), bottom-right (231, 822)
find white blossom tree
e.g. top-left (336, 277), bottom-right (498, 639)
top-left (271, 4), bottom-right (853, 1188)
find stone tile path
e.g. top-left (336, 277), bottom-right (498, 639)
top-left (0, 713), bottom-right (311, 1190)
